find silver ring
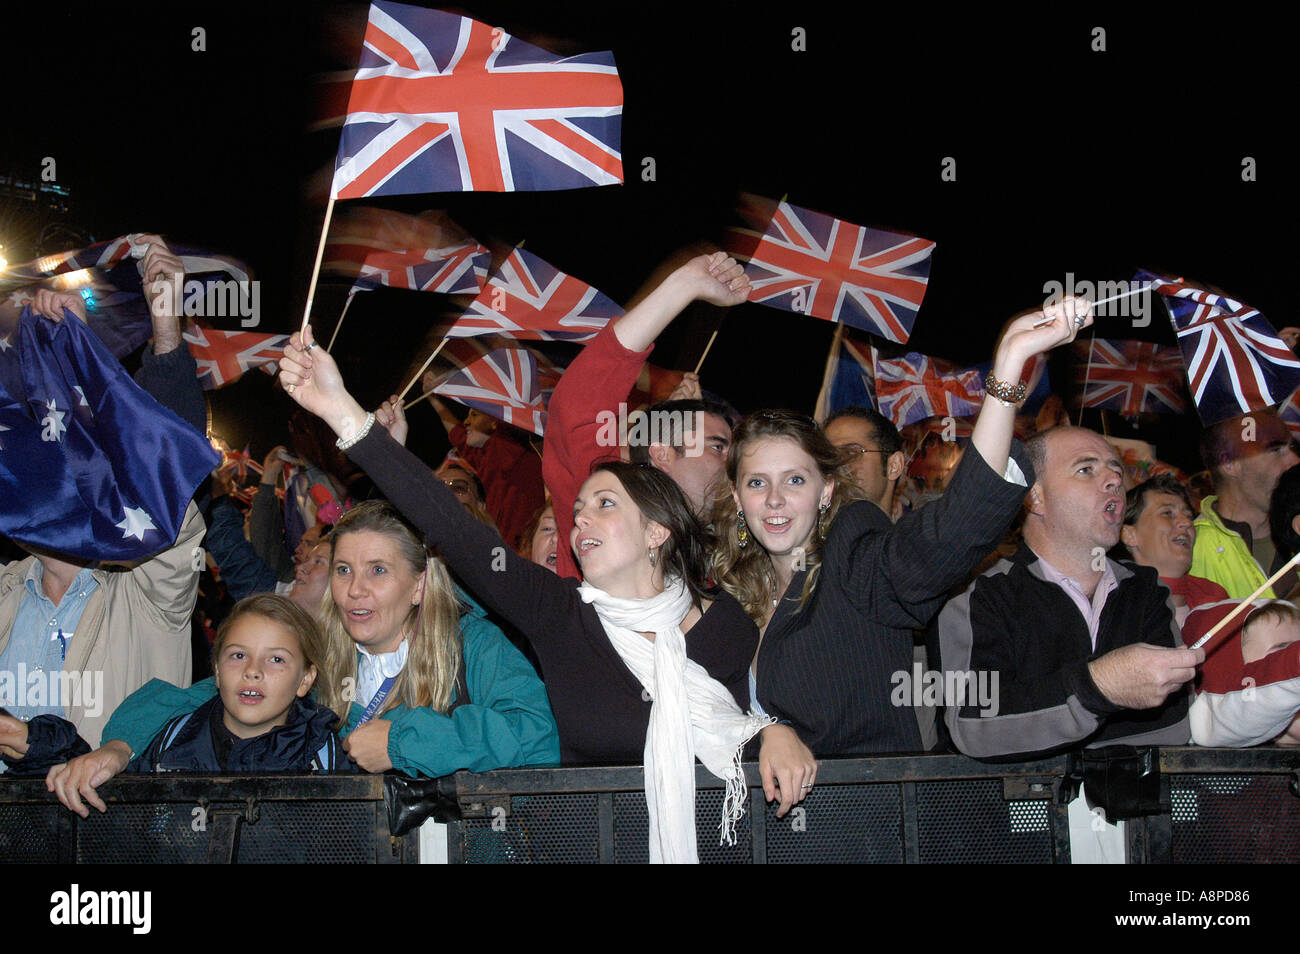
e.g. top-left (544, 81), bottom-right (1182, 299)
top-left (306, 341), bottom-right (319, 351)
top-left (801, 784), bottom-right (813, 789)
top-left (1073, 314), bottom-right (1086, 328)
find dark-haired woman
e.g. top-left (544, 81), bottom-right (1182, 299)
top-left (279, 326), bottom-right (770, 863)
top-left (712, 297), bottom-right (1094, 769)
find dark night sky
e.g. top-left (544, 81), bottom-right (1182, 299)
top-left (3, 2), bottom-right (1293, 471)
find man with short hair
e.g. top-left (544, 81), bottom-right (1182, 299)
top-left (1119, 475), bottom-right (1227, 627)
top-left (1191, 411), bottom-right (1299, 598)
top-left (626, 396), bottom-right (734, 519)
top-left (823, 406), bottom-right (906, 519)
top-left (939, 426), bottom-right (1200, 861)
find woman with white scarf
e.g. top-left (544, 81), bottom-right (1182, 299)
top-left (279, 326), bottom-right (782, 863)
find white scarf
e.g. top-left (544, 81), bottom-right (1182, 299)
top-left (579, 577), bottom-right (773, 863)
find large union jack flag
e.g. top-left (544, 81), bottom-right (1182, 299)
top-left (1071, 338), bottom-right (1187, 418)
top-left (328, 1), bottom-right (623, 198)
top-left (324, 207), bottom-right (489, 298)
top-left (446, 246), bottom-right (622, 341)
top-left (184, 325), bottom-right (289, 390)
top-left (732, 197), bottom-right (935, 343)
top-left (873, 350), bottom-right (984, 428)
top-left (1138, 269), bottom-right (1300, 425)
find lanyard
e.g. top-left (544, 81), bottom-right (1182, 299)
top-left (356, 675), bottom-right (397, 726)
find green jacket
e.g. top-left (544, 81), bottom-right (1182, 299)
top-left (1189, 495), bottom-right (1274, 601)
top-left (101, 593), bottom-right (559, 777)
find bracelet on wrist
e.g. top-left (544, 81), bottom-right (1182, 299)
top-left (984, 371), bottom-right (1028, 408)
top-left (335, 412), bottom-right (376, 451)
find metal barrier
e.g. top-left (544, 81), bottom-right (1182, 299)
top-left (2, 748), bottom-right (1296, 863)
top-left (0, 775), bottom-right (418, 864)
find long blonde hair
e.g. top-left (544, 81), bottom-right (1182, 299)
top-left (711, 409), bottom-right (867, 625)
top-left (314, 501), bottom-right (464, 726)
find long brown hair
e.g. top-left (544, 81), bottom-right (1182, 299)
top-left (711, 409), bottom-right (866, 624)
top-left (314, 501), bottom-right (464, 726)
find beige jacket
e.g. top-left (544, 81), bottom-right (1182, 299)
top-left (0, 502), bottom-right (204, 747)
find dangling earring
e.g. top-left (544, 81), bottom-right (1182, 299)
top-left (648, 546), bottom-right (657, 567)
top-left (817, 501), bottom-right (829, 541)
top-left (737, 510), bottom-right (749, 549)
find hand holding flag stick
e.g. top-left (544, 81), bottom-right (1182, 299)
top-left (1032, 282), bottom-right (1159, 328)
top-left (1190, 552), bottom-right (1300, 651)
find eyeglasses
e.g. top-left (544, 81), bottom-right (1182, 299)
top-left (838, 443), bottom-right (888, 458)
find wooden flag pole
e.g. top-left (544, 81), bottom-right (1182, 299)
top-left (814, 323), bottom-right (847, 420)
top-left (1191, 552), bottom-right (1300, 650)
top-left (1033, 282), bottom-right (1157, 329)
top-left (397, 337), bottom-right (449, 404)
top-left (298, 194), bottom-right (337, 338)
top-left (404, 385), bottom-right (439, 412)
top-left (326, 292), bottom-right (355, 353)
top-left (694, 327), bottom-right (720, 375)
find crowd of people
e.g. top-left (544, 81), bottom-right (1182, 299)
top-left (4, 241), bottom-right (1299, 863)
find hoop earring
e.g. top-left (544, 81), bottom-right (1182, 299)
top-left (817, 502), bottom-right (829, 541)
top-left (737, 510), bottom-right (749, 549)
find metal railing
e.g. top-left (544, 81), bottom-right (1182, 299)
top-left (2, 748), bottom-right (1296, 863)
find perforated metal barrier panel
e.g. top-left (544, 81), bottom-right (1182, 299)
top-left (2, 749), bottom-right (1297, 863)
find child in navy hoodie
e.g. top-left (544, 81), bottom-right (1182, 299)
top-left (1, 594), bottom-right (346, 781)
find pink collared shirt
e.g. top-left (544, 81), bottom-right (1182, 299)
top-left (1032, 551), bottom-right (1119, 651)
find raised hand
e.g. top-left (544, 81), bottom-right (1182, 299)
top-left (30, 288), bottom-right (86, 323)
top-left (676, 251), bottom-right (750, 308)
top-left (375, 394), bottom-right (409, 447)
top-left (278, 324), bottom-right (367, 440)
top-left (994, 295), bottom-right (1093, 380)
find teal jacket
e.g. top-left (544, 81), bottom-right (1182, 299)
top-left (102, 594), bottom-right (559, 778)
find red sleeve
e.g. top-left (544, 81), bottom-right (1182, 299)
top-left (543, 323), bottom-right (652, 579)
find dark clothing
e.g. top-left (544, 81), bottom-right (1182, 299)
top-left (755, 442), bottom-right (1033, 756)
top-left (347, 428), bottom-right (758, 765)
top-left (0, 712), bottom-right (91, 776)
top-left (249, 482), bottom-right (295, 583)
top-left (205, 497), bottom-right (279, 601)
top-left (128, 695), bottom-right (346, 773)
top-left (132, 344), bottom-right (207, 437)
top-left (449, 423), bottom-right (545, 552)
top-left (939, 547), bottom-right (1191, 760)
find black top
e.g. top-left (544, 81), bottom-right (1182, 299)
top-left (756, 441), bottom-right (1034, 756)
top-left (348, 429), bottom-right (758, 765)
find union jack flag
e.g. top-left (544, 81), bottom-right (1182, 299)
top-left (1138, 269), bottom-right (1300, 425)
top-left (429, 344), bottom-right (553, 435)
top-left (184, 324), bottom-right (289, 390)
top-left (327, 1), bottom-right (623, 198)
top-left (324, 207), bottom-right (489, 297)
top-left (815, 326), bottom-right (877, 421)
top-left (873, 350), bottom-right (984, 428)
top-left (446, 246), bottom-right (622, 341)
top-left (1280, 387), bottom-right (1300, 443)
top-left (1071, 338), bottom-right (1187, 418)
top-left (732, 197), bottom-right (935, 343)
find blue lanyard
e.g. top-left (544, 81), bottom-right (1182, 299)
top-left (356, 675), bottom-right (397, 726)
top-left (56, 629), bottom-right (67, 663)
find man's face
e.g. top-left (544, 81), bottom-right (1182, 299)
top-left (824, 416), bottom-right (896, 509)
top-left (1221, 416), bottom-right (1299, 516)
top-left (1032, 429), bottom-right (1126, 553)
top-left (1122, 491), bottom-right (1196, 579)
top-left (655, 411), bottom-right (732, 518)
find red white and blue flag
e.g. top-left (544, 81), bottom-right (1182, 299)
top-left (814, 327), bottom-right (877, 420)
top-left (873, 350), bottom-right (985, 428)
top-left (1072, 338), bottom-right (1187, 418)
top-left (1138, 269), bottom-right (1300, 425)
top-left (328, 1), bottom-right (624, 198)
top-left (734, 197), bottom-right (935, 343)
top-left (324, 207), bottom-right (489, 298)
top-left (184, 325), bottom-right (288, 390)
top-left (428, 342), bottom-right (559, 435)
top-left (446, 246), bottom-right (622, 342)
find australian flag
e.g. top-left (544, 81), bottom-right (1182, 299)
top-left (0, 307), bottom-right (219, 561)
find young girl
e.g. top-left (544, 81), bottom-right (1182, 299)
top-left (2, 595), bottom-right (343, 806)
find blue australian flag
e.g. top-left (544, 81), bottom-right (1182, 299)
top-left (0, 306), bottom-right (219, 562)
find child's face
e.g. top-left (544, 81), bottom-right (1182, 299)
top-left (214, 615), bottom-right (317, 740)
top-left (1241, 615), bottom-right (1300, 665)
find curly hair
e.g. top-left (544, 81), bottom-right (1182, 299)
top-left (711, 409), bottom-right (867, 624)
top-left (313, 500), bottom-right (464, 727)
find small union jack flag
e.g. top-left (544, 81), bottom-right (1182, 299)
top-left (446, 246), bottom-right (622, 342)
top-left (324, 207), bottom-right (489, 297)
top-left (327, 1), bottom-right (623, 198)
top-left (732, 197), bottom-right (935, 343)
top-left (429, 344), bottom-right (553, 435)
top-left (1071, 338), bottom-right (1187, 418)
top-left (815, 326), bottom-right (877, 421)
top-left (184, 325), bottom-right (289, 390)
top-left (1138, 269), bottom-right (1300, 426)
top-left (873, 350), bottom-right (984, 428)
